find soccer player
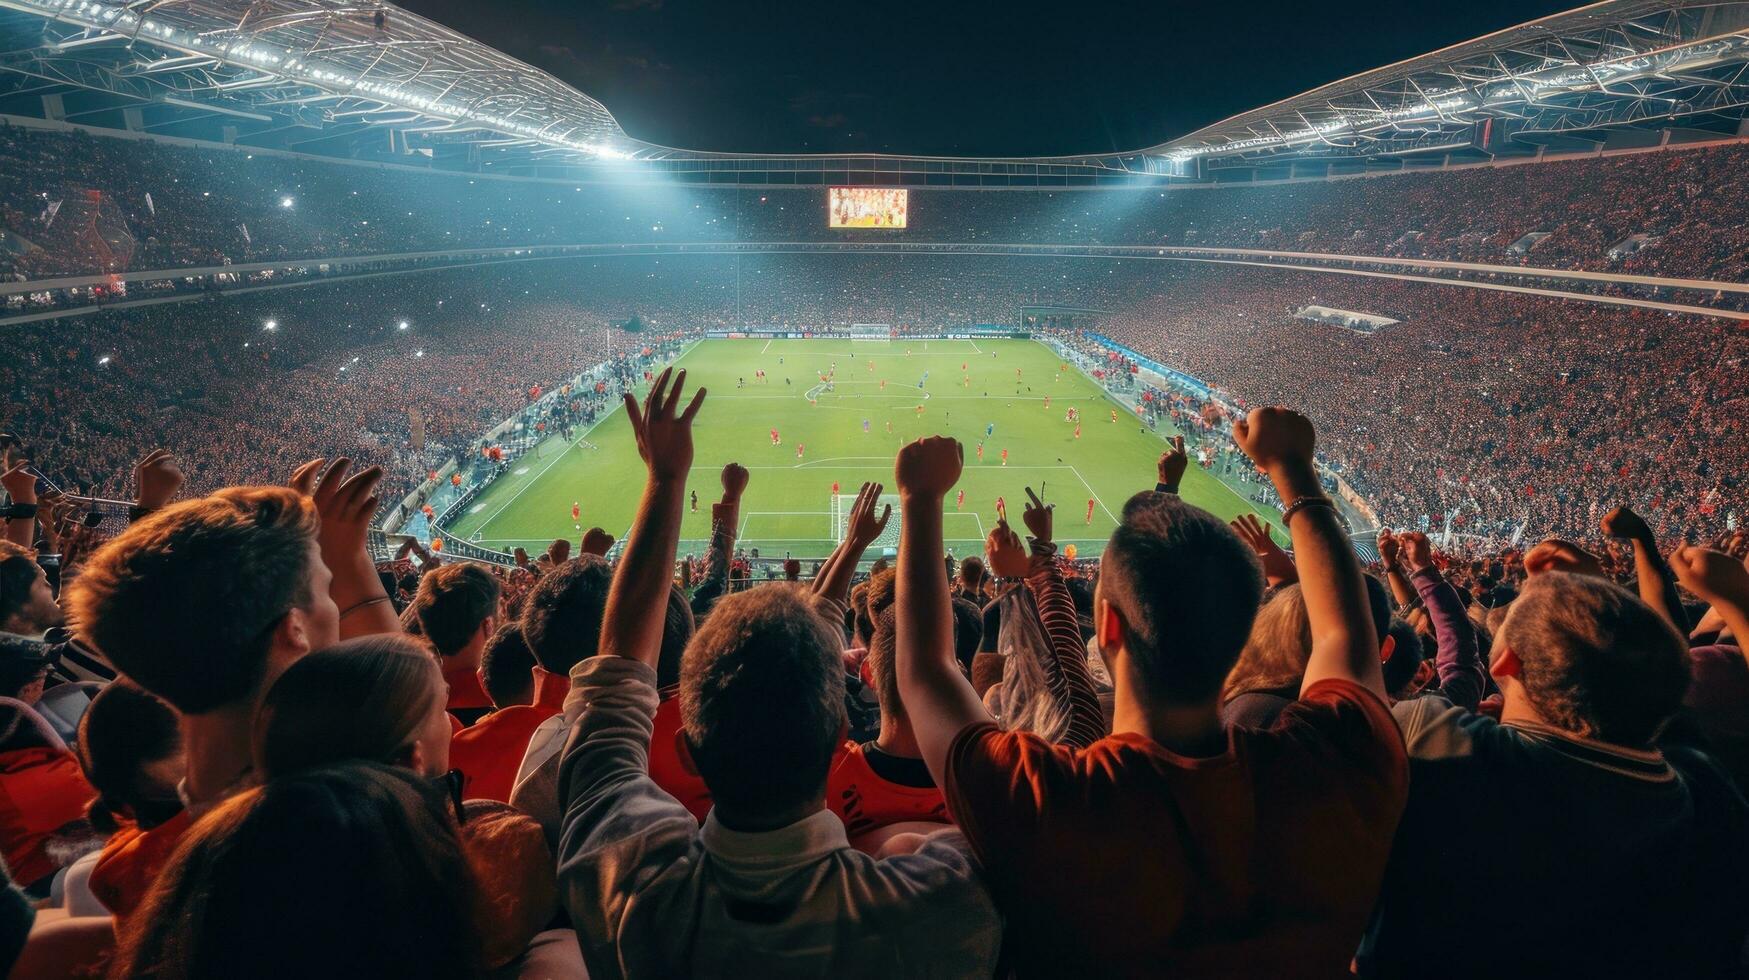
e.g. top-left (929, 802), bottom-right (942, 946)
top-left (1075, 423), bottom-right (1082, 440)
top-left (880, 379), bottom-right (888, 390)
top-left (1015, 367), bottom-right (1022, 380)
top-left (572, 501), bottom-right (581, 526)
top-left (863, 418), bottom-right (871, 433)
top-left (1110, 409), bottom-right (1118, 423)
top-left (976, 443), bottom-right (985, 462)
top-left (770, 428), bottom-right (780, 446)
top-left (1044, 396), bottom-right (1051, 410)
top-left (956, 490), bottom-right (965, 511)
top-left (1000, 448), bottom-right (1009, 466)
top-left (985, 422), bottom-right (995, 438)
top-left (886, 421), bottom-right (893, 434)
top-left (690, 490), bottom-right (698, 513)
top-left (832, 481), bottom-right (841, 497)
top-left (1085, 498), bottom-right (1096, 524)
top-left (796, 443), bottom-right (805, 460)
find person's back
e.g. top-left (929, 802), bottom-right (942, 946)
top-left (894, 411), bottom-right (1406, 977)
top-left (1368, 571), bottom-right (1749, 978)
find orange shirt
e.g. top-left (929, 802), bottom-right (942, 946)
top-left (444, 663), bottom-right (494, 728)
top-left (647, 690), bottom-right (713, 823)
top-left (89, 808), bottom-right (194, 923)
top-left (0, 747), bottom-right (94, 887)
top-left (826, 743), bottom-right (948, 837)
top-left (944, 679), bottom-right (1407, 978)
top-left (450, 672), bottom-right (568, 803)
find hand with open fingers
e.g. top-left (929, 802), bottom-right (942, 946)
top-left (0, 448), bottom-right (35, 502)
top-left (1376, 528), bottom-right (1401, 567)
top-left (720, 462), bottom-right (750, 500)
top-left (1230, 513), bottom-right (1298, 583)
top-left (1022, 486), bottom-right (1054, 546)
top-left (581, 527), bottom-right (616, 557)
top-left (1158, 435), bottom-right (1188, 488)
top-left (291, 457), bottom-right (384, 561)
top-left (1232, 406), bottom-right (1316, 473)
top-left (1670, 545), bottom-right (1749, 605)
top-left (624, 367), bottom-right (706, 482)
top-left (1400, 531), bottom-right (1435, 572)
top-left (1523, 538), bottom-right (1605, 579)
top-left (133, 448), bottom-right (185, 511)
top-left (985, 520), bottom-right (1029, 579)
top-left (1600, 505), bottom-right (1652, 542)
top-left (895, 436), bottom-right (962, 499)
top-left (846, 482), bottom-right (893, 547)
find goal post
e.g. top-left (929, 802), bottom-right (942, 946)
top-left (831, 493), bottom-right (903, 551)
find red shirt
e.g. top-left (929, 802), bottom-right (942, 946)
top-left (444, 663), bottom-right (494, 727)
top-left (826, 743), bottom-right (948, 837)
top-left (90, 808), bottom-right (194, 923)
top-left (648, 690), bottom-right (713, 823)
top-left (944, 679), bottom-right (1406, 978)
top-left (0, 747), bottom-right (94, 887)
top-left (450, 671), bottom-right (568, 803)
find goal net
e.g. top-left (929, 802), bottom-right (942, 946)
top-left (831, 493), bottom-right (902, 551)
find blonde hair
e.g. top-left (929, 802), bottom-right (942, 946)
top-left (1222, 584), bottom-right (1312, 701)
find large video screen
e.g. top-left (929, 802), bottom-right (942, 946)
top-left (829, 187), bottom-right (908, 229)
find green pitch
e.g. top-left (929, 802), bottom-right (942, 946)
top-left (443, 338), bottom-right (1277, 560)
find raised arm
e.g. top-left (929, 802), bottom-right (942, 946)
top-left (1670, 546), bottom-right (1749, 668)
top-left (1017, 488), bottom-right (1105, 746)
top-left (812, 481), bottom-right (891, 606)
top-left (1602, 506), bottom-right (1689, 635)
top-left (1376, 529), bottom-right (1417, 610)
top-left (1233, 408), bottom-right (1384, 699)
top-left (1231, 512), bottom-right (1298, 588)
top-left (1, 449), bottom-right (38, 548)
top-left (1156, 435), bottom-right (1187, 494)
top-left (601, 368), bottom-right (705, 668)
top-left (893, 436), bottom-right (995, 784)
top-left (690, 463), bottom-right (746, 614)
top-left (1400, 531), bottom-right (1483, 710)
top-left (289, 457), bottom-right (398, 639)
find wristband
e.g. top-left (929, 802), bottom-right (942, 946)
top-left (128, 505), bottom-right (155, 522)
top-left (1279, 496), bottom-right (1336, 527)
top-left (339, 595), bottom-right (393, 620)
top-left (1155, 480), bottom-right (1180, 495)
top-left (3, 503), bottom-right (37, 521)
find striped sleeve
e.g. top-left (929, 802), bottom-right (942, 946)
top-left (1023, 544), bottom-right (1106, 748)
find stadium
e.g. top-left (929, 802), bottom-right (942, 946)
top-left (3, 0), bottom-right (1749, 975)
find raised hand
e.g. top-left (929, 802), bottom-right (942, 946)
top-left (581, 527), bottom-right (616, 557)
top-left (984, 520), bottom-right (1029, 579)
top-left (1158, 435), bottom-right (1188, 489)
top-left (1669, 545), bottom-right (1749, 606)
top-left (895, 436), bottom-right (963, 500)
top-left (133, 449), bottom-right (184, 511)
top-left (1600, 505), bottom-right (1652, 543)
top-left (1231, 513), bottom-right (1297, 585)
top-left (846, 481), bottom-right (893, 547)
top-left (1232, 406), bottom-right (1316, 475)
top-left (720, 462), bottom-right (750, 501)
top-left (290, 457), bottom-right (393, 636)
top-left (1400, 530), bottom-right (1435, 572)
top-left (1022, 486), bottom-right (1054, 546)
top-left (1522, 538), bottom-right (1605, 579)
top-left (1377, 528), bottom-right (1401, 567)
top-left (624, 367), bottom-right (706, 482)
top-left (0, 448), bottom-right (35, 503)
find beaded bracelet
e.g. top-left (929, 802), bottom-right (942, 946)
top-left (1279, 495), bottom-right (1337, 527)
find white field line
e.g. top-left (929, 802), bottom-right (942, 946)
top-left (1068, 463), bottom-right (1120, 523)
top-left (760, 338), bottom-right (772, 354)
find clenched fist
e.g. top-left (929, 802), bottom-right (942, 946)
top-left (895, 436), bottom-right (963, 499)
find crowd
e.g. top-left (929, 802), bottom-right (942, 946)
top-left (6, 120), bottom-right (1749, 282)
top-left (2, 362), bottom-right (1748, 978)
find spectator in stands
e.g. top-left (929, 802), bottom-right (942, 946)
top-left (556, 370), bottom-right (1000, 976)
top-left (0, 635), bottom-right (95, 893)
top-left (1221, 576), bottom-right (1392, 727)
top-left (77, 683), bottom-right (184, 838)
top-left (254, 635), bottom-right (451, 780)
top-left (413, 563), bottom-right (501, 726)
top-left (450, 617), bottom-right (573, 802)
top-left (0, 541), bottom-right (61, 637)
top-left (1367, 566), bottom-right (1749, 977)
top-left (478, 623), bottom-right (535, 710)
top-left (894, 408), bottom-right (1406, 975)
top-left (112, 762), bottom-right (484, 979)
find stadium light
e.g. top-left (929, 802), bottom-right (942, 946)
top-left (263, 320), bottom-right (277, 331)
top-left (97, 355), bottom-right (111, 366)
top-left (415, 350), bottom-right (425, 358)
top-left (398, 320), bottom-right (410, 330)
top-left (280, 196), bottom-right (294, 208)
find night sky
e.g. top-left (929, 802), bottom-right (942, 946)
top-left (397, 0), bottom-right (1578, 157)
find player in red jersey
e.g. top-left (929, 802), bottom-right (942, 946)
top-left (976, 443), bottom-right (985, 462)
top-left (770, 428), bottom-right (780, 446)
top-left (956, 489), bottom-right (965, 510)
top-left (1000, 448), bottom-right (1009, 466)
top-left (571, 501), bottom-right (581, 526)
top-left (1074, 423), bottom-right (1082, 440)
top-left (796, 443), bottom-right (805, 459)
top-left (1086, 498), bottom-right (1096, 524)
top-left (832, 481), bottom-right (841, 497)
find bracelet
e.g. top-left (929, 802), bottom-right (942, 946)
top-left (1155, 481), bottom-right (1180, 495)
top-left (1279, 496), bottom-right (1337, 527)
top-left (338, 595), bottom-right (393, 619)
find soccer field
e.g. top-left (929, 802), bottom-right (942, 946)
top-left (444, 338), bottom-right (1277, 560)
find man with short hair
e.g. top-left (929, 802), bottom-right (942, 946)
top-left (413, 563), bottom-right (501, 726)
top-left (894, 408), bottom-right (1406, 976)
top-left (0, 542), bottom-right (61, 637)
top-left (479, 623), bottom-right (535, 710)
top-left (1365, 567), bottom-right (1749, 977)
top-left (556, 369), bottom-right (999, 978)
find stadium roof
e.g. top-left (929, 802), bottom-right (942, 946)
top-left (2, 0), bottom-right (1749, 183)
